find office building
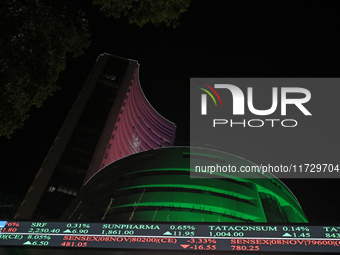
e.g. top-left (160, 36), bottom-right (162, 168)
top-left (16, 54), bottom-right (307, 223)
top-left (15, 54), bottom-right (176, 219)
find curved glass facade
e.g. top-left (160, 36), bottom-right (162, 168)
top-left (62, 147), bottom-right (308, 223)
top-left (83, 56), bottom-right (176, 185)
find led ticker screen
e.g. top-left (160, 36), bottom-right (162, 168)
top-left (1, 221), bottom-right (340, 253)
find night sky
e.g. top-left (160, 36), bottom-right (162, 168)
top-left (1, 1), bottom-right (340, 224)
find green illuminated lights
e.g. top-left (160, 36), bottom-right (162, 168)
top-left (62, 147), bottom-right (308, 223)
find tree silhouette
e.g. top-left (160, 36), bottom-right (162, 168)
top-left (0, 0), bottom-right (90, 138)
top-left (93, 0), bottom-right (191, 28)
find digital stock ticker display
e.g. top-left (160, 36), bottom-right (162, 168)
top-left (1, 221), bottom-right (340, 253)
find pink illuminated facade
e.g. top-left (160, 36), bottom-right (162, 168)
top-left (83, 60), bottom-right (176, 185)
top-left (15, 54), bottom-right (176, 219)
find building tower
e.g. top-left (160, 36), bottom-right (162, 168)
top-left (15, 54), bottom-right (176, 219)
top-left (16, 54), bottom-right (307, 223)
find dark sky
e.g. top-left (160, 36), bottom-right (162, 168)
top-left (1, 1), bottom-right (340, 224)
